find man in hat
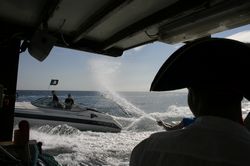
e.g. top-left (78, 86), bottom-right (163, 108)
top-left (64, 93), bottom-right (74, 110)
top-left (129, 38), bottom-right (250, 166)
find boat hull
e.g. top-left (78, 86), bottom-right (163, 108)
top-left (15, 101), bottom-right (122, 133)
top-left (14, 115), bottom-right (121, 133)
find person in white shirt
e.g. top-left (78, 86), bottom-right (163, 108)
top-left (130, 38), bottom-right (250, 166)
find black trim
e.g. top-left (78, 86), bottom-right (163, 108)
top-left (14, 112), bottom-right (121, 130)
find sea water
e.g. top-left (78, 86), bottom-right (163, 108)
top-left (15, 90), bottom-right (250, 166)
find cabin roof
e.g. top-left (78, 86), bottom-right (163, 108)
top-left (1, 0), bottom-right (250, 58)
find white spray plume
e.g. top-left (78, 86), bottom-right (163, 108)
top-left (88, 58), bottom-right (145, 117)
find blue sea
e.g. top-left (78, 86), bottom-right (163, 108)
top-left (15, 90), bottom-right (250, 166)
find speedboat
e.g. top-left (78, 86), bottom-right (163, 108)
top-left (14, 97), bottom-right (122, 133)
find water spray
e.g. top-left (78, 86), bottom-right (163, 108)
top-left (88, 58), bottom-right (145, 117)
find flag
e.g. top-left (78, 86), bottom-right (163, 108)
top-left (50, 79), bottom-right (59, 86)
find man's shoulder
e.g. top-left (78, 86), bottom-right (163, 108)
top-left (133, 132), bottom-right (173, 149)
top-left (145, 130), bottom-right (188, 146)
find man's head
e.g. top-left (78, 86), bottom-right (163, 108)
top-left (150, 38), bottom-right (250, 122)
top-left (187, 87), bottom-right (243, 122)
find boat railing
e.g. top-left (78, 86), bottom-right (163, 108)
top-left (31, 97), bottom-right (102, 113)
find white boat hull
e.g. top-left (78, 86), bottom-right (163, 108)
top-left (15, 100), bottom-right (122, 133)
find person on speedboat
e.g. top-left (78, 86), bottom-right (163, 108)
top-left (51, 90), bottom-right (63, 108)
top-left (64, 93), bottom-right (74, 110)
top-left (130, 38), bottom-right (250, 166)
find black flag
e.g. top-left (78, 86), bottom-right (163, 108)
top-left (50, 79), bottom-right (59, 85)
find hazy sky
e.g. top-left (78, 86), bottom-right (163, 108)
top-left (17, 24), bottom-right (250, 91)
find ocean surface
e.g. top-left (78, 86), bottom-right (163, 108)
top-left (15, 90), bottom-right (250, 166)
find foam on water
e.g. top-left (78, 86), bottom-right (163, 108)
top-left (26, 104), bottom-right (191, 165)
top-left (125, 114), bottom-right (162, 131)
top-left (30, 126), bottom-right (153, 166)
top-left (37, 124), bottom-right (81, 135)
top-left (149, 105), bottom-right (193, 124)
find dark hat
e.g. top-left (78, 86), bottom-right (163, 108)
top-left (150, 38), bottom-right (250, 100)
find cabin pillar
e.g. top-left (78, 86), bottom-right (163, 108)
top-left (0, 39), bottom-right (20, 141)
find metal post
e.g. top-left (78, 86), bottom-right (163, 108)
top-left (0, 38), bottom-right (20, 141)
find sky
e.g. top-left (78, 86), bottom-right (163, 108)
top-left (17, 24), bottom-right (250, 92)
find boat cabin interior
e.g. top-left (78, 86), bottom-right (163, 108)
top-left (1, 0), bottom-right (250, 143)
